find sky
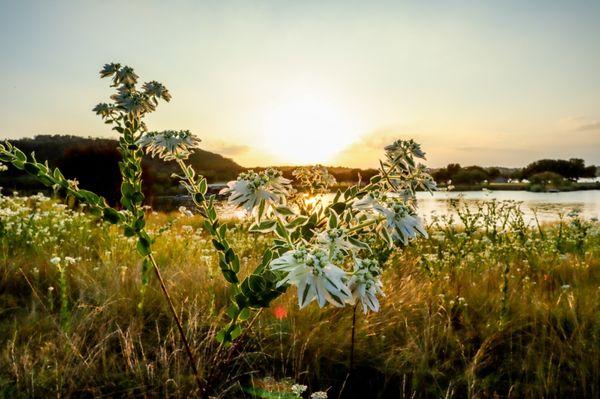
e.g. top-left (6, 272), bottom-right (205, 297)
top-left (0, 0), bottom-right (599, 168)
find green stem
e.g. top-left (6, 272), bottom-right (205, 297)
top-left (147, 253), bottom-right (206, 396)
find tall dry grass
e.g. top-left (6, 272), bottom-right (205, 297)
top-left (0, 194), bottom-right (598, 398)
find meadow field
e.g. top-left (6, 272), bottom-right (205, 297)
top-left (0, 192), bottom-right (598, 398)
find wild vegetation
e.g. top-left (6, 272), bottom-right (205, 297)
top-left (0, 193), bottom-right (598, 398)
top-left (0, 63), bottom-right (598, 399)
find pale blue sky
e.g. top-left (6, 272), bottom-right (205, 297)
top-left (1, 0), bottom-right (599, 167)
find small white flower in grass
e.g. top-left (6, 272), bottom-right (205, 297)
top-left (49, 256), bottom-right (61, 265)
top-left (291, 384), bottom-right (307, 396)
top-left (64, 256), bottom-right (77, 265)
top-left (348, 258), bottom-right (384, 313)
top-left (270, 247), bottom-right (352, 308)
top-left (311, 392), bottom-right (328, 399)
top-left (220, 169), bottom-right (291, 218)
top-left (374, 200), bottom-right (427, 245)
top-left (138, 130), bottom-right (201, 161)
top-left (0, 162), bottom-right (7, 172)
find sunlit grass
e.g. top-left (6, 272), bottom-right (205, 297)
top-left (0, 194), bottom-right (598, 398)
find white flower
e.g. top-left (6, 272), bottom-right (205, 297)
top-left (49, 256), bottom-right (61, 265)
top-left (270, 247), bottom-right (352, 308)
top-left (0, 162), bottom-right (7, 172)
top-left (348, 258), bottom-right (384, 313)
top-left (64, 256), bottom-right (77, 265)
top-left (142, 80), bottom-right (172, 101)
top-left (385, 139), bottom-right (426, 160)
top-left (220, 169), bottom-right (290, 218)
top-left (310, 392), bottom-right (328, 399)
top-left (375, 200), bottom-right (427, 245)
top-left (316, 228), bottom-right (359, 254)
top-left (138, 130), bottom-right (201, 161)
top-left (291, 384), bottom-right (307, 396)
top-left (352, 192), bottom-right (384, 211)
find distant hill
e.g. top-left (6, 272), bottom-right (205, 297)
top-left (0, 135), bottom-right (244, 204)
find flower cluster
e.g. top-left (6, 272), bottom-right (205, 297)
top-left (219, 169), bottom-right (291, 218)
top-left (93, 63), bottom-right (171, 121)
top-left (271, 246), bottom-right (352, 308)
top-left (348, 258), bottom-right (384, 313)
top-left (292, 165), bottom-right (337, 194)
top-left (138, 130), bottom-right (201, 161)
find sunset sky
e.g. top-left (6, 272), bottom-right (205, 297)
top-left (1, 0), bottom-right (599, 168)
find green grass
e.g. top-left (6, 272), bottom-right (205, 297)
top-left (0, 194), bottom-right (599, 398)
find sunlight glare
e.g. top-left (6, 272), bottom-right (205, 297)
top-left (261, 94), bottom-right (362, 164)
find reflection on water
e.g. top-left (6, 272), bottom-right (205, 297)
top-left (217, 190), bottom-right (600, 223)
top-left (416, 190), bottom-right (600, 223)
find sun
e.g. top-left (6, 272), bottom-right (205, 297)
top-left (260, 93), bottom-right (362, 165)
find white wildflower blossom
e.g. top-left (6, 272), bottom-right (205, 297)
top-left (348, 258), bottom-right (384, 313)
top-left (138, 130), bottom-right (201, 161)
top-left (316, 228), bottom-right (360, 254)
top-left (375, 200), bottom-right (427, 245)
top-left (310, 392), bottom-right (328, 399)
top-left (220, 169), bottom-right (291, 218)
top-left (49, 256), bottom-right (61, 265)
top-left (291, 384), bottom-right (308, 396)
top-left (270, 247), bottom-right (352, 308)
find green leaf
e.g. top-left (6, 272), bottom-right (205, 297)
top-left (274, 206), bottom-right (294, 216)
top-left (328, 210), bottom-right (339, 229)
top-left (248, 274), bottom-right (266, 293)
top-left (286, 215), bottom-right (308, 230)
top-left (198, 178), bottom-right (207, 195)
top-left (212, 239), bottom-right (226, 251)
top-left (14, 148), bottom-right (26, 162)
top-left (221, 269), bottom-right (238, 284)
top-left (23, 162), bottom-right (40, 175)
top-left (136, 236), bottom-right (152, 257)
top-left (103, 207), bottom-right (122, 224)
top-left (249, 220), bottom-right (277, 233)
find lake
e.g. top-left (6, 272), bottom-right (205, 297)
top-left (415, 190), bottom-right (600, 223)
top-left (215, 190), bottom-right (600, 223)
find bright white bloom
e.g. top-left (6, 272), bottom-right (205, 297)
top-left (49, 256), bottom-right (61, 265)
top-left (220, 169), bottom-right (291, 218)
top-left (0, 162), bottom-right (7, 172)
top-left (311, 392), bottom-right (328, 399)
top-left (138, 130), bottom-right (201, 161)
top-left (64, 256), bottom-right (77, 265)
top-left (348, 258), bottom-right (384, 313)
top-left (316, 228), bottom-right (359, 254)
top-left (291, 384), bottom-right (308, 396)
top-left (352, 192), bottom-right (384, 211)
top-left (270, 247), bottom-right (352, 308)
top-left (385, 139), bottom-right (426, 160)
top-left (375, 200), bottom-right (427, 245)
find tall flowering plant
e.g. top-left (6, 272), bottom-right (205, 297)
top-left (0, 63), bottom-right (435, 394)
top-left (141, 133), bottom-right (435, 342)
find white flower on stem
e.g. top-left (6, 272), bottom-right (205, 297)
top-left (142, 81), bottom-right (172, 102)
top-left (291, 384), bottom-right (308, 396)
top-left (138, 130), bottom-right (201, 161)
top-left (220, 169), bottom-right (290, 218)
top-left (270, 247), bottom-right (352, 308)
top-left (385, 139), bottom-right (426, 160)
top-left (49, 256), bottom-right (61, 265)
top-left (316, 228), bottom-right (359, 254)
top-left (375, 200), bottom-right (427, 245)
top-left (0, 162), bottom-right (7, 172)
top-left (348, 258), bottom-right (384, 313)
top-left (352, 192), bottom-right (385, 211)
top-left (311, 392), bottom-right (328, 399)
